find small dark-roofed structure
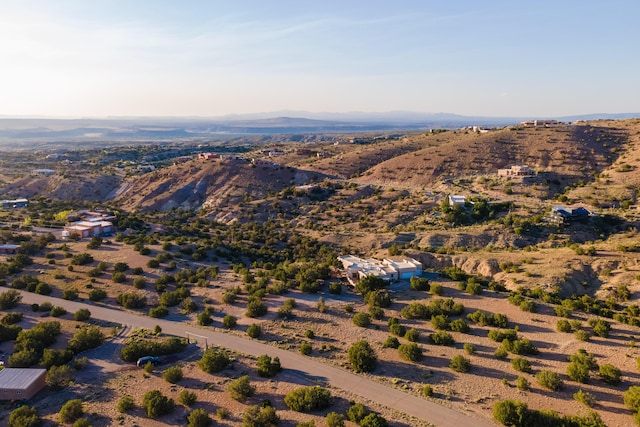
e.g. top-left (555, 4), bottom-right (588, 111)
top-left (549, 206), bottom-right (590, 224)
top-left (0, 368), bottom-right (47, 400)
top-left (0, 244), bottom-right (20, 255)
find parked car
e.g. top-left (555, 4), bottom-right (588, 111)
top-left (136, 356), bottom-right (160, 367)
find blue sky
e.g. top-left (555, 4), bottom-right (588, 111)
top-left (1, 1), bottom-right (639, 118)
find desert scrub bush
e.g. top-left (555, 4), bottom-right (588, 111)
top-left (430, 314), bottom-right (449, 330)
top-left (557, 319), bottom-right (572, 332)
top-left (326, 411), bottom-right (345, 427)
top-left (465, 281), bottom-right (482, 295)
top-left (398, 343), bottom-right (423, 362)
top-left (554, 306), bottom-right (570, 317)
top-left (450, 318), bottom-right (470, 333)
top-left (198, 348), bottom-right (229, 373)
top-left (574, 329), bottom-right (591, 341)
top-left (501, 338), bottom-right (538, 355)
top-left (73, 308), bottom-right (91, 322)
top-left (142, 389), bottom-right (175, 419)
top-left (348, 340), bottom-right (377, 373)
top-left (68, 326), bottom-right (105, 354)
top-left (410, 275), bottom-right (430, 291)
top-left (256, 354), bottom-right (281, 377)
top-left (360, 413), bottom-right (388, 427)
top-left (179, 390), bottom-right (197, 406)
top-left (467, 310), bottom-right (508, 327)
top-left (222, 315), bottom-right (237, 329)
top-left (463, 343), bottom-right (475, 355)
top-left (246, 323), bottom-right (261, 338)
top-left (494, 347), bottom-right (508, 359)
top-left (187, 408), bottom-right (212, 427)
top-left (589, 318), bottom-right (611, 338)
top-left (383, 336), bottom-right (400, 349)
top-left (347, 403), bottom-right (370, 423)
top-left (228, 375), bottom-right (255, 401)
top-left (429, 283), bottom-right (443, 295)
top-left (162, 366), bottom-right (183, 383)
top-left (352, 312), bottom-right (371, 327)
top-left (404, 328), bottom-right (420, 342)
top-left (511, 357), bottom-right (532, 373)
top-left (148, 305), bottom-right (169, 318)
top-left (516, 376), bottom-right (529, 391)
top-left (574, 389), bottom-right (595, 407)
top-left (2, 311), bottom-right (23, 325)
top-left (599, 363), bottom-right (621, 385)
top-left (429, 331), bottom-right (454, 346)
top-left (117, 395), bottom-right (135, 413)
top-left (243, 405), bottom-right (279, 426)
top-left (536, 370), bottom-right (563, 391)
top-left (59, 399), bottom-right (83, 424)
top-left (284, 386), bottom-right (331, 412)
top-left (50, 306), bottom-right (67, 317)
top-left (450, 355), bottom-right (471, 373)
top-left (88, 288), bottom-right (107, 301)
top-left (300, 342), bottom-right (312, 355)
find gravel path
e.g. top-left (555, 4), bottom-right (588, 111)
top-left (18, 290), bottom-right (496, 427)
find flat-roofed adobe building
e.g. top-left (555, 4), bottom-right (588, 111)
top-left (338, 255), bottom-right (423, 285)
top-left (0, 368), bottom-right (47, 400)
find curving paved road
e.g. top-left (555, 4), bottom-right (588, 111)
top-left (17, 291), bottom-right (495, 427)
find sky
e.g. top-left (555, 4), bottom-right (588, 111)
top-left (1, 0), bottom-right (639, 118)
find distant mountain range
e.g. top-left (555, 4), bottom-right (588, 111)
top-left (0, 112), bottom-right (637, 144)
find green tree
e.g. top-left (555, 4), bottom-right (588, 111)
top-left (599, 363), bottom-right (622, 385)
top-left (141, 389), bottom-right (175, 419)
top-left (326, 412), bottom-right (345, 427)
top-left (8, 405), bottom-right (41, 427)
top-left (493, 400), bottom-right (528, 427)
top-left (179, 390), bottom-right (197, 407)
top-left (187, 408), bottom-right (213, 427)
top-left (356, 275), bottom-right (386, 295)
top-left (536, 370), bottom-right (563, 391)
top-left (0, 289), bottom-right (22, 309)
top-left (242, 405), bottom-right (279, 427)
top-left (348, 340), bottom-right (377, 373)
top-left (347, 403), bottom-right (370, 423)
top-left (117, 395), bottom-right (135, 413)
top-left (198, 348), bottom-right (229, 373)
top-left (59, 399), bottom-right (83, 424)
top-left (450, 355), bottom-right (471, 373)
top-left (398, 343), bottom-right (422, 362)
top-left (46, 364), bottom-right (74, 388)
top-left (228, 375), bottom-right (255, 401)
top-left (256, 355), bottom-right (281, 377)
top-left (73, 308), bottom-right (91, 321)
top-left (162, 366), bottom-right (183, 383)
top-left (360, 413), bottom-right (388, 427)
top-left (284, 386), bottom-right (331, 412)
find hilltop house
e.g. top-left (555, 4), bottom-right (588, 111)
top-left (0, 198), bottom-right (28, 209)
top-left (62, 211), bottom-right (115, 239)
top-left (498, 165), bottom-right (535, 177)
top-left (0, 368), bottom-right (46, 400)
top-left (337, 255), bottom-right (422, 285)
top-left (548, 206), bottom-right (590, 224)
top-left (448, 195), bottom-right (467, 207)
top-left (520, 119), bottom-right (561, 127)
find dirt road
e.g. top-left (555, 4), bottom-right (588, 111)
top-left (17, 290), bottom-right (495, 427)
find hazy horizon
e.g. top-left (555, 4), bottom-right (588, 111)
top-left (2, 1), bottom-right (639, 118)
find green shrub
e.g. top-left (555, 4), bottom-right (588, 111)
top-left (404, 328), bottom-right (420, 342)
top-left (198, 348), bottom-right (229, 373)
top-left (599, 363), bottom-right (621, 385)
top-left (88, 288), bottom-right (107, 301)
top-left (141, 389), bottom-right (175, 419)
top-left (422, 384), bottom-right (434, 397)
top-left (117, 395), bottom-right (135, 413)
top-left (511, 357), bottom-right (531, 373)
top-left (410, 276), bottom-right (430, 291)
top-left (148, 306), bottom-right (169, 318)
top-left (430, 314), bottom-right (449, 330)
top-left (429, 283), bottom-right (443, 295)
top-left (50, 306), bottom-right (67, 317)
top-left (398, 343), bottom-right (422, 362)
top-left (516, 376), bottom-right (529, 391)
top-left (494, 347), bottom-right (507, 359)
top-left (73, 308), bottom-right (91, 321)
top-left (59, 399), bottom-right (83, 424)
top-left (449, 318), bottom-right (470, 333)
top-left (573, 389), bottom-right (595, 407)
top-left (536, 370), bottom-right (563, 391)
top-left (326, 412), bottom-right (346, 427)
top-left (243, 405), bottom-right (279, 426)
top-left (246, 323), bottom-right (261, 338)
top-left (624, 385), bottom-right (640, 412)
top-left (450, 355), bottom-right (471, 373)
top-left (352, 312), bottom-right (371, 327)
top-left (187, 408), bottom-right (212, 427)
top-left (228, 375), bottom-right (255, 401)
top-left (383, 336), bottom-right (400, 349)
top-left (463, 343), bottom-right (475, 355)
top-left (493, 399), bottom-right (528, 426)
top-left (360, 413), bottom-right (388, 427)
top-left (300, 342), bottom-right (312, 355)
top-left (347, 402), bottom-right (370, 423)
top-left (1, 312), bottom-right (23, 325)
top-left (9, 405), bottom-right (41, 427)
top-left (284, 386), bottom-right (331, 412)
top-left (179, 390), bottom-right (197, 406)
top-left (222, 315), bottom-right (237, 329)
top-left (557, 319), bottom-right (572, 332)
top-left (162, 366), bottom-right (183, 383)
top-left (429, 331), bottom-right (454, 346)
top-left (256, 354), bottom-right (282, 377)
top-left (348, 340), bottom-right (377, 373)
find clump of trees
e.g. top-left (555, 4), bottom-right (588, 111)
top-left (284, 386), bottom-right (332, 412)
